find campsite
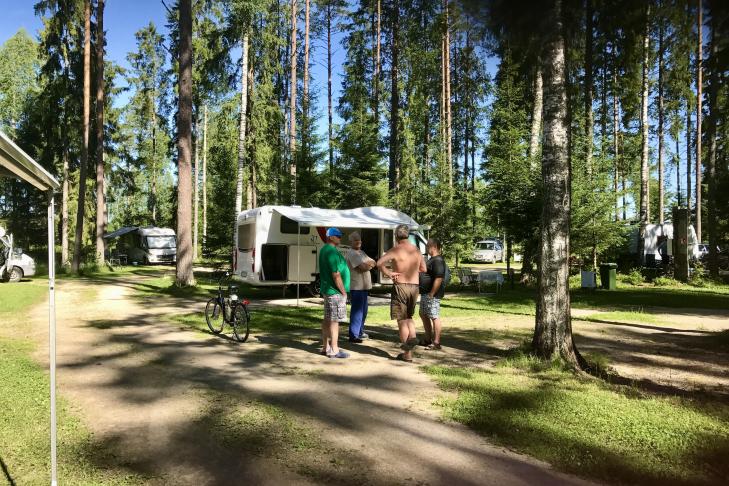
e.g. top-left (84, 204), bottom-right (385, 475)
top-left (2, 0), bottom-right (729, 485)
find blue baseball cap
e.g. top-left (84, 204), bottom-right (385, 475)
top-left (326, 227), bottom-right (343, 238)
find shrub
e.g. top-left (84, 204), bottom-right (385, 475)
top-left (653, 276), bottom-right (680, 287)
top-left (619, 269), bottom-right (644, 286)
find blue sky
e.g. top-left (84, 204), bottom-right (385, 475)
top-left (1, 0), bottom-right (347, 128)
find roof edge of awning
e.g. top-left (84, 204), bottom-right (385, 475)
top-left (0, 130), bottom-right (60, 191)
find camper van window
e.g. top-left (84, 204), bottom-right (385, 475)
top-left (237, 224), bottom-right (255, 249)
top-left (384, 230), bottom-right (393, 251)
top-left (280, 216), bottom-right (310, 235)
top-left (146, 236), bottom-right (176, 249)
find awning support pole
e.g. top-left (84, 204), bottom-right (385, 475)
top-left (47, 191), bottom-right (58, 486)
top-left (296, 223), bottom-right (300, 307)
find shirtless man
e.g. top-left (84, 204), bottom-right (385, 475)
top-left (377, 224), bottom-right (426, 362)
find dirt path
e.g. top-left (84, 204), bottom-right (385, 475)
top-left (28, 275), bottom-right (594, 486)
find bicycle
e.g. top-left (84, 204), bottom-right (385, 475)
top-left (205, 272), bottom-right (251, 342)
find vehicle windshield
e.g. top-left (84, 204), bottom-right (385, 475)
top-left (477, 242), bottom-right (495, 250)
top-left (146, 236), bottom-right (176, 249)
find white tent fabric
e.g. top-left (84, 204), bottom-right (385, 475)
top-left (1, 130), bottom-right (60, 485)
top-left (270, 205), bottom-right (421, 229)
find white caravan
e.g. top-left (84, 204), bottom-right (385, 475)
top-left (234, 206), bottom-right (428, 293)
top-left (104, 226), bottom-right (177, 264)
top-left (628, 223), bottom-right (700, 263)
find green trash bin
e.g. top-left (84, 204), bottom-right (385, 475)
top-left (599, 263), bottom-right (617, 290)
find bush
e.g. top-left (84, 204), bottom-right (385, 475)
top-left (653, 276), bottom-right (680, 287)
top-left (619, 269), bottom-right (644, 286)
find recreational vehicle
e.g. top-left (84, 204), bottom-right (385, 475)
top-left (628, 223), bottom-right (700, 264)
top-left (234, 206), bottom-right (429, 294)
top-left (104, 226), bottom-right (177, 264)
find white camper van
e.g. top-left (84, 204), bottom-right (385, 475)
top-left (234, 206), bottom-right (428, 294)
top-left (629, 223), bottom-right (700, 264)
top-left (104, 226), bottom-right (177, 264)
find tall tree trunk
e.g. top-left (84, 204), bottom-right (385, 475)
top-left (443, 0), bottom-right (452, 188)
top-left (533, 0), bottom-right (584, 370)
top-left (374, 0), bottom-right (381, 125)
top-left (61, 43), bottom-right (70, 267)
top-left (658, 16), bottom-right (665, 224)
top-left (235, 34), bottom-right (249, 215)
top-left (151, 81), bottom-right (158, 224)
top-left (388, 1), bottom-right (400, 194)
top-left (584, 0), bottom-right (594, 177)
top-left (202, 104), bottom-right (208, 255)
top-left (61, 149), bottom-right (69, 266)
top-left (247, 60), bottom-right (257, 208)
top-left (612, 70), bottom-right (620, 221)
top-left (638, 6), bottom-right (650, 266)
top-left (303, 0), bottom-right (310, 159)
top-left (327, 2), bottom-right (334, 175)
top-left (72, 0), bottom-right (91, 273)
top-left (706, 17), bottom-right (718, 277)
top-left (676, 133), bottom-right (682, 206)
top-left (695, 0), bottom-right (703, 242)
top-left (686, 102), bottom-right (692, 220)
top-left (176, 0), bottom-right (195, 286)
top-left (94, 0), bottom-right (105, 266)
top-left (193, 115), bottom-right (199, 261)
top-left (585, 0), bottom-right (596, 269)
top-left (289, 0), bottom-right (298, 203)
top-left (529, 64), bottom-right (543, 165)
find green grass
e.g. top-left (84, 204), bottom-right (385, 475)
top-left (0, 279), bottom-right (143, 485)
top-left (0, 279), bottom-right (47, 314)
top-left (578, 310), bottom-right (664, 325)
top-left (200, 391), bottom-right (368, 483)
top-left (425, 364), bottom-right (729, 486)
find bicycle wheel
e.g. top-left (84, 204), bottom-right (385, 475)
top-left (205, 298), bottom-right (225, 334)
top-left (231, 303), bottom-right (250, 342)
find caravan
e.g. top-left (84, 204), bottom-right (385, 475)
top-left (104, 226), bottom-right (177, 264)
top-left (234, 206), bottom-right (429, 294)
top-left (629, 223), bottom-right (700, 265)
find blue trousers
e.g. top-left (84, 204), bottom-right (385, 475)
top-left (349, 290), bottom-right (369, 339)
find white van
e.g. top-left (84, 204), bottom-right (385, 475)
top-left (234, 206), bottom-right (428, 294)
top-left (104, 226), bottom-right (177, 264)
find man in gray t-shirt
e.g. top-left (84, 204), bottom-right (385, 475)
top-left (346, 232), bottom-right (376, 342)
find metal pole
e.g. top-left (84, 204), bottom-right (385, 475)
top-left (296, 222), bottom-right (300, 307)
top-left (47, 191), bottom-right (57, 486)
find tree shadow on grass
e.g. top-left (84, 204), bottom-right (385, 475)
top-left (0, 455), bottom-right (16, 486)
top-left (72, 308), bottom-right (582, 485)
top-left (432, 368), bottom-right (729, 486)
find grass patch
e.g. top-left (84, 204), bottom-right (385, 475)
top-left (200, 392), bottom-right (368, 484)
top-left (425, 364), bottom-right (729, 485)
top-left (578, 310), bottom-right (664, 325)
top-left (0, 279), bottom-right (144, 484)
top-left (0, 338), bottom-right (143, 485)
top-left (0, 280), bottom-right (47, 314)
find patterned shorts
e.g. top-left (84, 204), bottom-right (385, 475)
top-left (324, 293), bottom-right (347, 322)
top-left (419, 295), bottom-right (441, 319)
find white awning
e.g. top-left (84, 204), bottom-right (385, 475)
top-left (271, 206), bottom-right (421, 230)
top-left (0, 130), bottom-right (59, 191)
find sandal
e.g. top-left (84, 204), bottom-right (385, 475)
top-left (328, 350), bottom-right (350, 359)
top-left (395, 353), bottom-right (413, 362)
top-left (418, 338), bottom-right (433, 347)
top-left (424, 343), bottom-right (442, 351)
top-left (400, 337), bottom-right (419, 351)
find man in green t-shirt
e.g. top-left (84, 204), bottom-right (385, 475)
top-left (319, 227), bottom-right (350, 358)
